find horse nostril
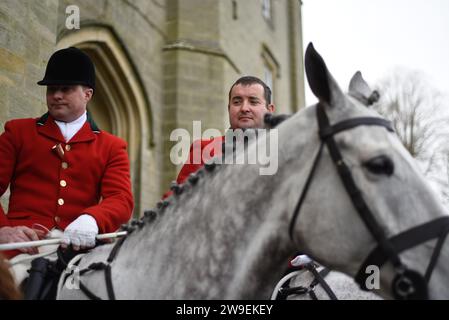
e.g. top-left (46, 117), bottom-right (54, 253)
top-left (364, 155), bottom-right (394, 176)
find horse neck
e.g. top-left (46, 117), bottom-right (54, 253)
top-left (117, 169), bottom-right (294, 298)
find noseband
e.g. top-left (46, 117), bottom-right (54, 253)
top-left (289, 103), bottom-right (449, 299)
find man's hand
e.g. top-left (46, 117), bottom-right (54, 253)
top-left (62, 214), bottom-right (98, 251)
top-left (0, 226), bottom-right (40, 254)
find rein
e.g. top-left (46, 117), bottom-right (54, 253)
top-left (67, 233), bottom-right (128, 300)
top-left (289, 103), bottom-right (449, 299)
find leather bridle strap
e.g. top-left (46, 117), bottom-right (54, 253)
top-left (319, 117), bottom-right (394, 140)
top-left (315, 104), bottom-right (404, 269)
top-left (304, 263), bottom-right (338, 300)
top-left (78, 235), bottom-right (127, 300)
top-left (288, 142), bottom-right (325, 239)
top-left (288, 105), bottom-right (395, 252)
top-left (355, 216), bottom-right (449, 286)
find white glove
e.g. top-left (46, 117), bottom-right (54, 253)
top-left (62, 214), bottom-right (99, 248)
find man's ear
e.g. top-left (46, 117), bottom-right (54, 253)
top-left (267, 104), bottom-right (275, 113)
top-left (84, 87), bottom-right (94, 101)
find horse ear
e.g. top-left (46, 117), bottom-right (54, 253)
top-left (305, 43), bottom-right (344, 107)
top-left (348, 71), bottom-right (380, 106)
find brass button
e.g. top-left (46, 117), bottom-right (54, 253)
top-left (65, 144), bottom-right (71, 151)
top-left (60, 180), bottom-right (67, 187)
top-left (58, 198), bottom-right (64, 206)
top-left (61, 162), bottom-right (68, 169)
top-left (54, 216), bottom-right (60, 223)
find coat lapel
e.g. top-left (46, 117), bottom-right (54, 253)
top-left (69, 121), bottom-right (97, 143)
top-left (69, 111), bottom-right (100, 143)
top-left (36, 113), bottom-right (65, 143)
top-left (36, 111), bottom-right (100, 144)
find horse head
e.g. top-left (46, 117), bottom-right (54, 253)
top-left (291, 43), bottom-right (449, 299)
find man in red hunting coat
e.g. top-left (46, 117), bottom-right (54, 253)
top-left (0, 47), bottom-right (134, 262)
top-left (163, 76), bottom-right (275, 198)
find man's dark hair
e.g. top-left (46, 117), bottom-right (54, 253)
top-left (228, 76), bottom-right (272, 106)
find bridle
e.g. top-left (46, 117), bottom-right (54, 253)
top-left (275, 263), bottom-right (338, 300)
top-left (288, 103), bottom-right (449, 299)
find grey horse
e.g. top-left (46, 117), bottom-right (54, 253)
top-left (58, 44), bottom-right (449, 300)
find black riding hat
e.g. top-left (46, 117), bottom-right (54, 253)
top-left (37, 47), bottom-right (95, 90)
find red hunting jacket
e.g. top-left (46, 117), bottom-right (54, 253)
top-left (162, 136), bottom-right (224, 198)
top-left (0, 113), bottom-right (134, 258)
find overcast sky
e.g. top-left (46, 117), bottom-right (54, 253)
top-left (301, 0), bottom-right (449, 105)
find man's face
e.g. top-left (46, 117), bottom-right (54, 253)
top-left (46, 85), bottom-right (93, 122)
top-left (228, 83), bottom-right (274, 129)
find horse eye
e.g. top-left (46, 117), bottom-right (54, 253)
top-left (363, 155), bottom-right (394, 176)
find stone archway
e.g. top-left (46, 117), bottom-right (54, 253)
top-left (57, 26), bottom-right (153, 217)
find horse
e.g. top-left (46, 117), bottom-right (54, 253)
top-left (58, 43), bottom-right (449, 300)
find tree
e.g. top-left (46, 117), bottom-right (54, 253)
top-left (372, 68), bottom-right (449, 205)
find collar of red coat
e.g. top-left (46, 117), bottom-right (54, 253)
top-left (36, 111), bottom-right (101, 143)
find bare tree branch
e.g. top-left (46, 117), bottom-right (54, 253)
top-left (372, 67), bottom-right (449, 205)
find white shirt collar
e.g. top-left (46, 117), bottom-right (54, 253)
top-left (54, 112), bottom-right (87, 142)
